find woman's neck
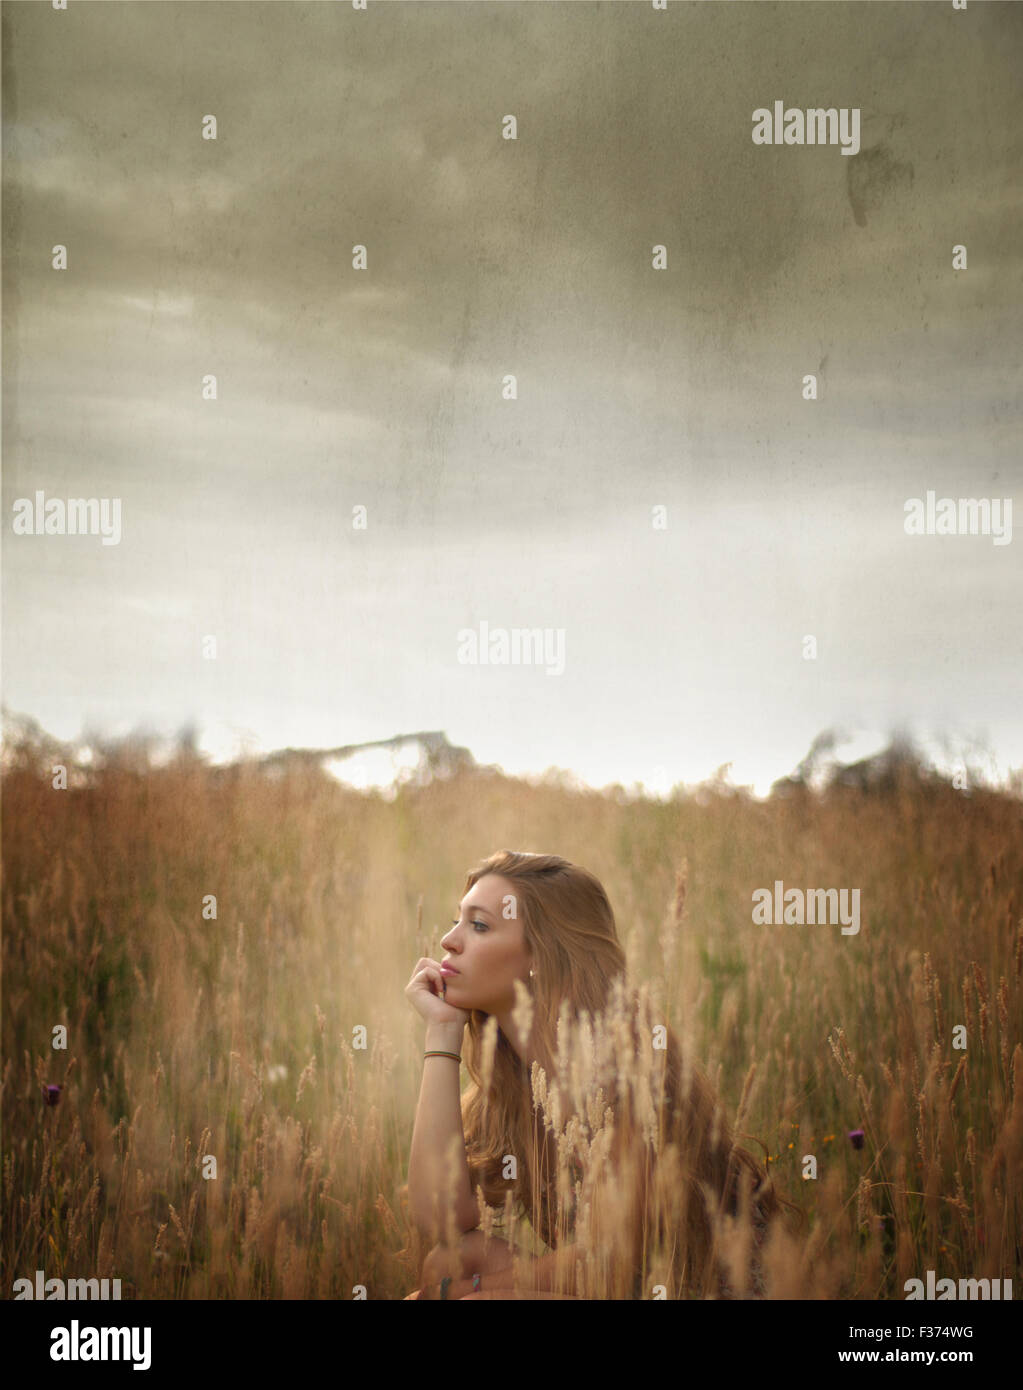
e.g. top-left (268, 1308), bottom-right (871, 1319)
top-left (495, 1008), bottom-right (536, 1071)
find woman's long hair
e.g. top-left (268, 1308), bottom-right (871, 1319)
top-left (458, 850), bottom-right (796, 1298)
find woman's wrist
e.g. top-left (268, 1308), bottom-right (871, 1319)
top-left (420, 1274), bottom-right (471, 1300)
top-left (424, 1020), bottom-right (465, 1052)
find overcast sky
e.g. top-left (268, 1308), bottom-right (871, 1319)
top-left (3, 0), bottom-right (1021, 796)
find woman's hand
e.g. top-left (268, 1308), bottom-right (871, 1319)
top-left (405, 957), bottom-right (471, 1027)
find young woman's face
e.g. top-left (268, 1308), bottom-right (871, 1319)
top-left (439, 873), bottom-right (533, 1016)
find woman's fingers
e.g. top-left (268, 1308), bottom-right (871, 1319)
top-left (405, 962), bottom-right (457, 1017)
top-left (406, 959), bottom-right (444, 992)
top-left (406, 962), bottom-right (441, 991)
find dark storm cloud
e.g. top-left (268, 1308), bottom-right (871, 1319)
top-left (2, 1), bottom-right (1020, 788)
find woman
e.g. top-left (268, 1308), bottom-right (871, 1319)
top-left (402, 850), bottom-right (790, 1300)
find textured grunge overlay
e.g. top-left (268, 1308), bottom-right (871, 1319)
top-left (1, 0), bottom-right (1020, 1339)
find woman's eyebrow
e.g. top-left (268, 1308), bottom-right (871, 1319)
top-left (456, 903), bottom-right (494, 918)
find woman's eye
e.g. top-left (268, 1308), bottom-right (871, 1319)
top-left (472, 920), bottom-right (488, 933)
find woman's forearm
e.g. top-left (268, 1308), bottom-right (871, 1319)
top-left (407, 1020), bottom-right (478, 1240)
top-left (481, 1244), bottom-right (579, 1295)
top-left (420, 1244), bottom-right (580, 1299)
top-left (518, 1244), bottom-right (580, 1295)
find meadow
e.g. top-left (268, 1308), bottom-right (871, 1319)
top-left (3, 734), bottom-right (1021, 1299)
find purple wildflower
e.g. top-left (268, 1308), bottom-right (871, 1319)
top-left (43, 1084), bottom-right (62, 1107)
top-left (847, 1128), bottom-right (865, 1150)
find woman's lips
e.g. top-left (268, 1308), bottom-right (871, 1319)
top-left (440, 964), bottom-right (460, 977)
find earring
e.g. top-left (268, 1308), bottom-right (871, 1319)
top-left (529, 969), bottom-right (534, 979)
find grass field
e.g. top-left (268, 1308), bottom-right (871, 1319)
top-left (3, 735), bottom-right (1021, 1299)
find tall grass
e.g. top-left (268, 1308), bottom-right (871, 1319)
top-left (2, 739), bottom-right (1021, 1297)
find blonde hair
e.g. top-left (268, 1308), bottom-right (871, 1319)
top-left (457, 850), bottom-right (791, 1297)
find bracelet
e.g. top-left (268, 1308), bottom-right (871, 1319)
top-left (440, 1276), bottom-right (451, 1300)
top-left (472, 1272), bottom-right (481, 1293)
top-left (424, 1050), bottom-right (462, 1062)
